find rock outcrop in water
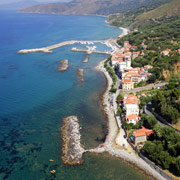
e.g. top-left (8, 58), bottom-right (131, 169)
top-left (61, 116), bottom-right (84, 165)
top-left (82, 55), bottom-right (89, 63)
top-left (76, 69), bottom-right (84, 82)
top-left (57, 60), bottom-right (69, 72)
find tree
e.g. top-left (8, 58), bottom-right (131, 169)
top-left (146, 115), bottom-right (157, 129)
top-left (117, 93), bottom-right (123, 103)
top-left (166, 105), bottom-right (179, 124)
top-left (141, 114), bottom-right (157, 129)
top-left (148, 74), bottom-right (156, 83)
top-left (176, 156), bottom-right (180, 173)
top-left (158, 151), bottom-right (172, 169)
top-left (117, 107), bottom-right (122, 115)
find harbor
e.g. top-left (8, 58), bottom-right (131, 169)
top-left (17, 39), bottom-right (120, 54)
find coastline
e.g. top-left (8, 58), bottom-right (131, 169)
top-left (118, 27), bottom-right (129, 38)
top-left (95, 60), bottom-right (166, 180)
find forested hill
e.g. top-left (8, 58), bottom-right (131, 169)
top-left (108, 0), bottom-right (179, 29)
top-left (20, 0), bottom-right (163, 16)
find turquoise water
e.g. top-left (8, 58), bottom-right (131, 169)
top-left (0, 11), bottom-right (151, 180)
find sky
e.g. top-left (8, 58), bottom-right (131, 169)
top-left (0, 0), bottom-right (70, 5)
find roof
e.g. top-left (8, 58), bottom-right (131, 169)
top-left (126, 72), bottom-right (140, 77)
top-left (114, 51), bottom-right (124, 56)
top-left (119, 60), bottom-right (124, 63)
top-left (128, 94), bottom-right (138, 99)
top-left (126, 114), bottom-right (140, 120)
top-left (144, 65), bottom-right (153, 68)
top-left (122, 79), bottom-right (132, 83)
top-left (132, 52), bottom-right (140, 54)
top-left (162, 50), bottom-right (169, 54)
top-left (139, 70), bottom-right (145, 74)
top-left (133, 127), bottom-right (153, 137)
top-left (124, 98), bottom-right (137, 104)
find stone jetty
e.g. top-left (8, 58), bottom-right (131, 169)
top-left (61, 116), bottom-right (85, 165)
top-left (57, 60), bottom-right (69, 72)
top-left (76, 69), bottom-right (84, 82)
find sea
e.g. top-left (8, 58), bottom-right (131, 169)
top-left (0, 10), bottom-right (151, 180)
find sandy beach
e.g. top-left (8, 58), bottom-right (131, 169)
top-left (118, 27), bottom-right (130, 38)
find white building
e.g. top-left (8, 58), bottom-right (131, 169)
top-left (126, 114), bottom-right (140, 125)
top-left (125, 103), bottom-right (139, 116)
top-left (117, 61), bottom-right (127, 72)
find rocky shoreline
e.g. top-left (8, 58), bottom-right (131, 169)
top-left (95, 60), bottom-right (166, 180)
top-left (57, 60), bottom-right (69, 72)
top-left (61, 116), bottom-right (85, 165)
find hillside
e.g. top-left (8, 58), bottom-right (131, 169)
top-left (117, 17), bottom-right (180, 82)
top-left (108, 0), bottom-right (180, 29)
top-left (19, 0), bottom-right (159, 16)
top-left (137, 0), bottom-right (180, 21)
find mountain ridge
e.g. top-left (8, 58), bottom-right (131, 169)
top-left (19, 0), bottom-right (159, 16)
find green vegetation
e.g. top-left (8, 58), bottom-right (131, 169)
top-left (123, 121), bottom-right (142, 131)
top-left (137, 0), bottom-right (180, 22)
top-left (151, 80), bottom-right (180, 124)
top-left (117, 107), bottom-right (123, 115)
top-left (117, 93), bottom-right (123, 103)
top-left (134, 81), bottom-right (147, 88)
top-left (108, 0), bottom-right (171, 28)
top-left (142, 126), bottom-right (180, 175)
top-left (104, 57), bottom-right (117, 93)
top-left (140, 114), bottom-right (157, 129)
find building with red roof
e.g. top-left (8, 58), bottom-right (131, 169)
top-left (122, 78), bottom-right (134, 90)
top-left (131, 127), bottom-right (154, 145)
top-left (126, 114), bottom-right (140, 125)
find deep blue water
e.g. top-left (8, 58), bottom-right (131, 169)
top-left (0, 10), bottom-right (150, 180)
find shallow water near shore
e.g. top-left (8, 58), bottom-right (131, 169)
top-left (0, 10), bottom-right (152, 180)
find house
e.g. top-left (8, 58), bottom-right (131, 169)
top-left (110, 56), bottom-right (122, 66)
top-left (123, 97), bottom-right (139, 115)
top-left (126, 72), bottom-right (141, 83)
top-left (161, 50), bottom-right (170, 56)
top-left (130, 127), bottom-right (153, 145)
top-left (122, 78), bottom-right (134, 90)
top-left (132, 52), bottom-right (140, 60)
top-left (124, 41), bottom-right (130, 48)
top-left (131, 46), bottom-right (138, 50)
top-left (117, 61), bottom-right (127, 72)
top-left (126, 114), bottom-right (140, 125)
top-left (144, 65), bottom-right (153, 71)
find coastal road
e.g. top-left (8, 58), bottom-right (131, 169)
top-left (120, 82), bottom-right (167, 95)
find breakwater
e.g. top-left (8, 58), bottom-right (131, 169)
top-left (17, 39), bottom-right (119, 54)
top-left (17, 40), bottom-right (104, 54)
top-left (61, 116), bottom-right (85, 165)
top-left (57, 60), bottom-right (69, 72)
top-left (76, 69), bottom-right (84, 82)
